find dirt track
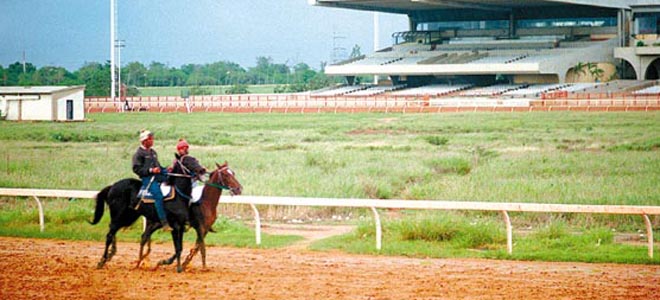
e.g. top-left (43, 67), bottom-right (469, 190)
top-left (1, 236), bottom-right (658, 300)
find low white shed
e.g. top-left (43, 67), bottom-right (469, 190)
top-left (0, 86), bottom-right (86, 121)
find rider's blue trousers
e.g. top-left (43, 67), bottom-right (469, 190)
top-left (141, 176), bottom-right (167, 222)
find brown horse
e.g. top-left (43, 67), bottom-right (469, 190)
top-left (136, 161), bottom-right (243, 271)
top-left (92, 162), bottom-right (242, 272)
top-left (181, 162), bottom-right (243, 268)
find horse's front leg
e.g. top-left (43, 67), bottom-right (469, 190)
top-left (155, 225), bottom-right (184, 272)
top-left (182, 244), bottom-right (199, 269)
top-left (175, 226), bottom-right (184, 273)
top-left (199, 226), bottom-right (207, 268)
top-left (136, 221), bottom-right (160, 268)
top-left (97, 225), bottom-right (119, 269)
top-left (199, 238), bottom-right (207, 269)
top-left (182, 225), bottom-right (206, 268)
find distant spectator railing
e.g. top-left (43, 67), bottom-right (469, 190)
top-left (85, 93), bottom-right (660, 113)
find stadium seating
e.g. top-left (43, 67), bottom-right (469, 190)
top-left (430, 97), bottom-right (533, 107)
top-left (347, 84), bottom-right (407, 96)
top-left (391, 84), bottom-right (472, 96)
top-left (460, 84), bottom-right (528, 96)
top-left (633, 85), bottom-right (660, 95)
top-left (312, 85), bottom-right (367, 96)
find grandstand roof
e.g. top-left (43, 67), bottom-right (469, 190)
top-left (309, 1), bottom-right (645, 14)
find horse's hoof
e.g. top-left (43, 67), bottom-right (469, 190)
top-left (96, 261), bottom-right (105, 269)
top-left (177, 266), bottom-right (183, 273)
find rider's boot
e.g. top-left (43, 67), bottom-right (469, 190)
top-left (161, 219), bottom-right (172, 232)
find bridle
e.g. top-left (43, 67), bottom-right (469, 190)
top-left (204, 166), bottom-right (233, 192)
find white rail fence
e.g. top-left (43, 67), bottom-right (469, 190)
top-left (0, 188), bottom-right (658, 258)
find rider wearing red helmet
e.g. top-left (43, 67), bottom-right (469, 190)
top-left (169, 138), bottom-right (207, 201)
top-left (176, 139), bottom-right (189, 152)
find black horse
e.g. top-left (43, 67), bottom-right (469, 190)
top-left (91, 162), bottom-right (242, 272)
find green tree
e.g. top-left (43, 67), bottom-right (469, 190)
top-left (572, 62), bottom-right (587, 77)
top-left (146, 62), bottom-right (170, 86)
top-left (122, 62), bottom-right (148, 87)
top-left (75, 62), bottom-right (110, 96)
top-left (293, 63), bottom-right (317, 84)
top-left (226, 83), bottom-right (249, 94)
top-left (33, 66), bottom-right (75, 85)
top-left (587, 62), bottom-right (605, 81)
top-left (5, 62), bottom-right (36, 85)
top-left (247, 56), bottom-right (290, 84)
top-left (0, 65), bottom-right (6, 85)
top-left (308, 72), bottom-right (333, 90)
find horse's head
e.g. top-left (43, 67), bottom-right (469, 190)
top-left (208, 161), bottom-right (242, 196)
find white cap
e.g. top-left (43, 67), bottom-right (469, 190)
top-left (139, 130), bottom-right (153, 142)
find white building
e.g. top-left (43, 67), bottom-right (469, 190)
top-left (0, 86), bottom-right (85, 121)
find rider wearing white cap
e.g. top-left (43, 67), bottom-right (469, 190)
top-left (132, 129), bottom-right (172, 231)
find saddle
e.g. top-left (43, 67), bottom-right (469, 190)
top-left (133, 183), bottom-right (176, 210)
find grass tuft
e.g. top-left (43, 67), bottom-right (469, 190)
top-left (428, 157), bottom-right (471, 175)
top-left (424, 135), bottom-right (449, 146)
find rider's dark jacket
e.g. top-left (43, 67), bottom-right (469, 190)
top-left (169, 153), bottom-right (207, 198)
top-left (172, 154), bottom-right (206, 180)
top-left (132, 146), bottom-right (163, 178)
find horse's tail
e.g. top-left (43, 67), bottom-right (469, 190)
top-left (90, 185), bottom-right (112, 225)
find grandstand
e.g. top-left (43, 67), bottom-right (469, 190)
top-left (310, 0), bottom-right (660, 93)
top-left (83, 1), bottom-right (660, 113)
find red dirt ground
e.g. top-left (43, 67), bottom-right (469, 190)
top-left (1, 236), bottom-right (658, 300)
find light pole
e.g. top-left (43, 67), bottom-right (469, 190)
top-left (374, 12), bottom-right (379, 85)
top-left (116, 39), bottom-right (125, 102)
top-left (110, 0), bottom-right (116, 101)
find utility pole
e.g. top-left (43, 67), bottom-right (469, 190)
top-left (331, 30), bottom-right (347, 64)
top-left (110, 0), bottom-right (116, 102)
top-left (116, 40), bottom-right (125, 103)
top-left (374, 12), bottom-right (380, 85)
top-left (22, 50), bottom-right (26, 73)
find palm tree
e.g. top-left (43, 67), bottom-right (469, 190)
top-left (573, 62), bottom-right (587, 76)
top-left (587, 63), bottom-right (605, 82)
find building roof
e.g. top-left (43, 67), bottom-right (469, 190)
top-left (0, 86), bottom-right (85, 95)
top-left (309, 0), bottom-right (649, 14)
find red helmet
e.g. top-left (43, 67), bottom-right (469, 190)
top-left (176, 139), bottom-right (189, 150)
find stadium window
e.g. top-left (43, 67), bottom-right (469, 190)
top-left (417, 20), bottom-right (508, 31)
top-left (635, 14), bottom-right (659, 35)
top-left (518, 17), bottom-right (615, 28)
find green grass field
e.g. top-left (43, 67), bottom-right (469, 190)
top-left (0, 112), bottom-right (658, 263)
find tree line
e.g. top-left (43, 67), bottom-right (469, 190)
top-left (0, 56), bottom-right (340, 96)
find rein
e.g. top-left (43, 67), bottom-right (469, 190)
top-left (205, 166), bottom-right (232, 191)
top-left (170, 173), bottom-right (230, 190)
top-left (167, 173), bottom-right (192, 178)
top-left (169, 165), bottom-right (233, 190)
top-left (204, 181), bottom-right (231, 190)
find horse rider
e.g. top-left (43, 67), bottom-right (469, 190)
top-left (132, 130), bottom-right (172, 232)
top-left (168, 139), bottom-right (207, 200)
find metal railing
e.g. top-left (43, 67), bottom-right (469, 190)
top-left (0, 187), bottom-right (657, 258)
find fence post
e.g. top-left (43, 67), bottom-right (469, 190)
top-left (32, 195), bottom-right (45, 232)
top-left (643, 214), bottom-right (654, 258)
top-left (502, 210), bottom-right (512, 255)
top-left (370, 207), bottom-right (382, 250)
top-left (250, 203), bottom-right (262, 245)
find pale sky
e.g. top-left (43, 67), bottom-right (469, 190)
top-left (0, 0), bottom-right (409, 70)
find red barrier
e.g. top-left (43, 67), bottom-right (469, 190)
top-left (85, 92), bottom-right (660, 114)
